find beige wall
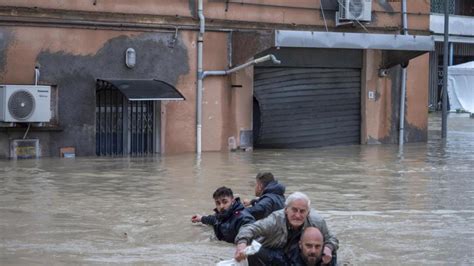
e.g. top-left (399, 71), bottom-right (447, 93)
top-left (0, 0), bottom-right (194, 17)
top-left (2, 27), bottom-right (130, 82)
top-left (362, 50), bottom-right (430, 144)
top-left (406, 54), bottom-right (430, 140)
top-left (231, 68), bottom-right (254, 145)
top-left (0, 25), bottom-right (251, 155)
top-left (0, 1), bottom-right (430, 33)
top-left (0, 0), bottom-right (433, 155)
top-left (162, 30), bottom-right (196, 154)
top-left (0, 26), bottom-right (199, 155)
top-left (362, 50), bottom-right (394, 144)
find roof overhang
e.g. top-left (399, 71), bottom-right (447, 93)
top-left (275, 30), bottom-right (435, 68)
top-left (97, 79), bottom-right (185, 101)
top-left (430, 14), bottom-right (474, 44)
top-left (430, 14), bottom-right (474, 36)
top-left (432, 35), bottom-right (474, 44)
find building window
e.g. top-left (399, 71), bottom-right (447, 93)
top-left (431, 0), bottom-right (474, 16)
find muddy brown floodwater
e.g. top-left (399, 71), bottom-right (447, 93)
top-left (1, 113), bottom-right (473, 265)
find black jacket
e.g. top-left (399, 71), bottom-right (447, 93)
top-left (247, 181), bottom-right (285, 220)
top-left (201, 198), bottom-right (255, 243)
top-left (287, 249), bottom-right (323, 266)
top-left (287, 246), bottom-right (337, 266)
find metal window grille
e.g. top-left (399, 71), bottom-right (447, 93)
top-left (96, 81), bottom-right (154, 156)
top-left (431, 0), bottom-right (455, 14)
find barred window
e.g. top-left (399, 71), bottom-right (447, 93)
top-left (431, 0), bottom-right (455, 14)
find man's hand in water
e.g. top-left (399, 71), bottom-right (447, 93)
top-left (322, 246), bottom-right (333, 264)
top-left (191, 215), bottom-right (202, 223)
top-left (234, 242), bottom-right (248, 262)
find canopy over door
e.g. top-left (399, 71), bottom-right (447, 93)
top-left (97, 79), bottom-right (185, 101)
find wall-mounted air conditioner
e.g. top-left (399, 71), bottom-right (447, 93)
top-left (337, 0), bottom-right (372, 22)
top-left (0, 85), bottom-right (51, 122)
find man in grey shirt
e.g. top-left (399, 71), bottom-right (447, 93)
top-left (234, 192), bottom-right (338, 265)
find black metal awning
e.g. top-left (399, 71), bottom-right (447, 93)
top-left (97, 79), bottom-right (185, 101)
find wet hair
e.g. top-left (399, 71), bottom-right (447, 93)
top-left (285, 191), bottom-right (311, 208)
top-left (212, 186), bottom-right (234, 199)
top-left (256, 172), bottom-right (275, 187)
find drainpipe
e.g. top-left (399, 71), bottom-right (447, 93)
top-left (34, 66), bottom-right (40, 86)
top-left (197, 0), bottom-right (204, 154)
top-left (196, 54), bottom-right (280, 154)
top-left (399, 0), bottom-right (408, 147)
top-left (441, 0), bottom-right (450, 138)
top-left (202, 55), bottom-right (281, 78)
top-left (196, 1), bottom-right (281, 154)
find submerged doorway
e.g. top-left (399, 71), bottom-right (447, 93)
top-left (95, 81), bottom-right (156, 156)
top-left (95, 79), bottom-right (184, 156)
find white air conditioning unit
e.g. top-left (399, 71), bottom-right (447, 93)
top-left (0, 85), bottom-right (51, 122)
top-left (338, 0), bottom-right (372, 22)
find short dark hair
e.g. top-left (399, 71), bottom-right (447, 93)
top-left (212, 186), bottom-right (234, 199)
top-left (256, 172), bottom-right (275, 187)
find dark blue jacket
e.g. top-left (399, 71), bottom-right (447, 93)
top-left (247, 181), bottom-right (285, 220)
top-left (201, 198), bottom-right (255, 243)
top-left (287, 246), bottom-right (336, 266)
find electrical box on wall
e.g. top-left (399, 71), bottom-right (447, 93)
top-left (10, 139), bottom-right (40, 159)
top-left (0, 85), bottom-right (51, 123)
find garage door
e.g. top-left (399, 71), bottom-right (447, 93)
top-left (253, 67), bottom-right (361, 148)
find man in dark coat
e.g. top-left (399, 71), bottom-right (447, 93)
top-left (287, 226), bottom-right (326, 266)
top-left (244, 172), bottom-right (286, 220)
top-left (191, 186), bottom-right (255, 243)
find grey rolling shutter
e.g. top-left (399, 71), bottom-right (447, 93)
top-left (254, 67), bottom-right (361, 148)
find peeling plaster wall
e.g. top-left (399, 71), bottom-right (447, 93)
top-left (0, 25), bottom-right (259, 157)
top-left (0, 1), bottom-right (433, 156)
top-left (0, 26), bottom-right (190, 157)
top-left (0, 31), bottom-right (11, 77)
top-left (162, 30), bottom-right (196, 154)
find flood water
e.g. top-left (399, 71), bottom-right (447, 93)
top-left (1, 113), bottom-right (473, 265)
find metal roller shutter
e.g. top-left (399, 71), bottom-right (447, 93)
top-left (254, 67), bottom-right (361, 148)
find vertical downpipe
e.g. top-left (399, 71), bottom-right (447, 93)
top-left (197, 0), bottom-right (205, 154)
top-left (441, 1), bottom-right (450, 138)
top-left (399, 0), bottom-right (408, 148)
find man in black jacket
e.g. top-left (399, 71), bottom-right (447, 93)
top-left (244, 172), bottom-right (286, 220)
top-left (287, 226), bottom-right (325, 266)
top-left (191, 186), bottom-right (255, 243)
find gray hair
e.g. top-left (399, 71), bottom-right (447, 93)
top-left (285, 191), bottom-right (311, 208)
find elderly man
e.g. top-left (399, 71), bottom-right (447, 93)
top-left (234, 192), bottom-right (338, 265)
